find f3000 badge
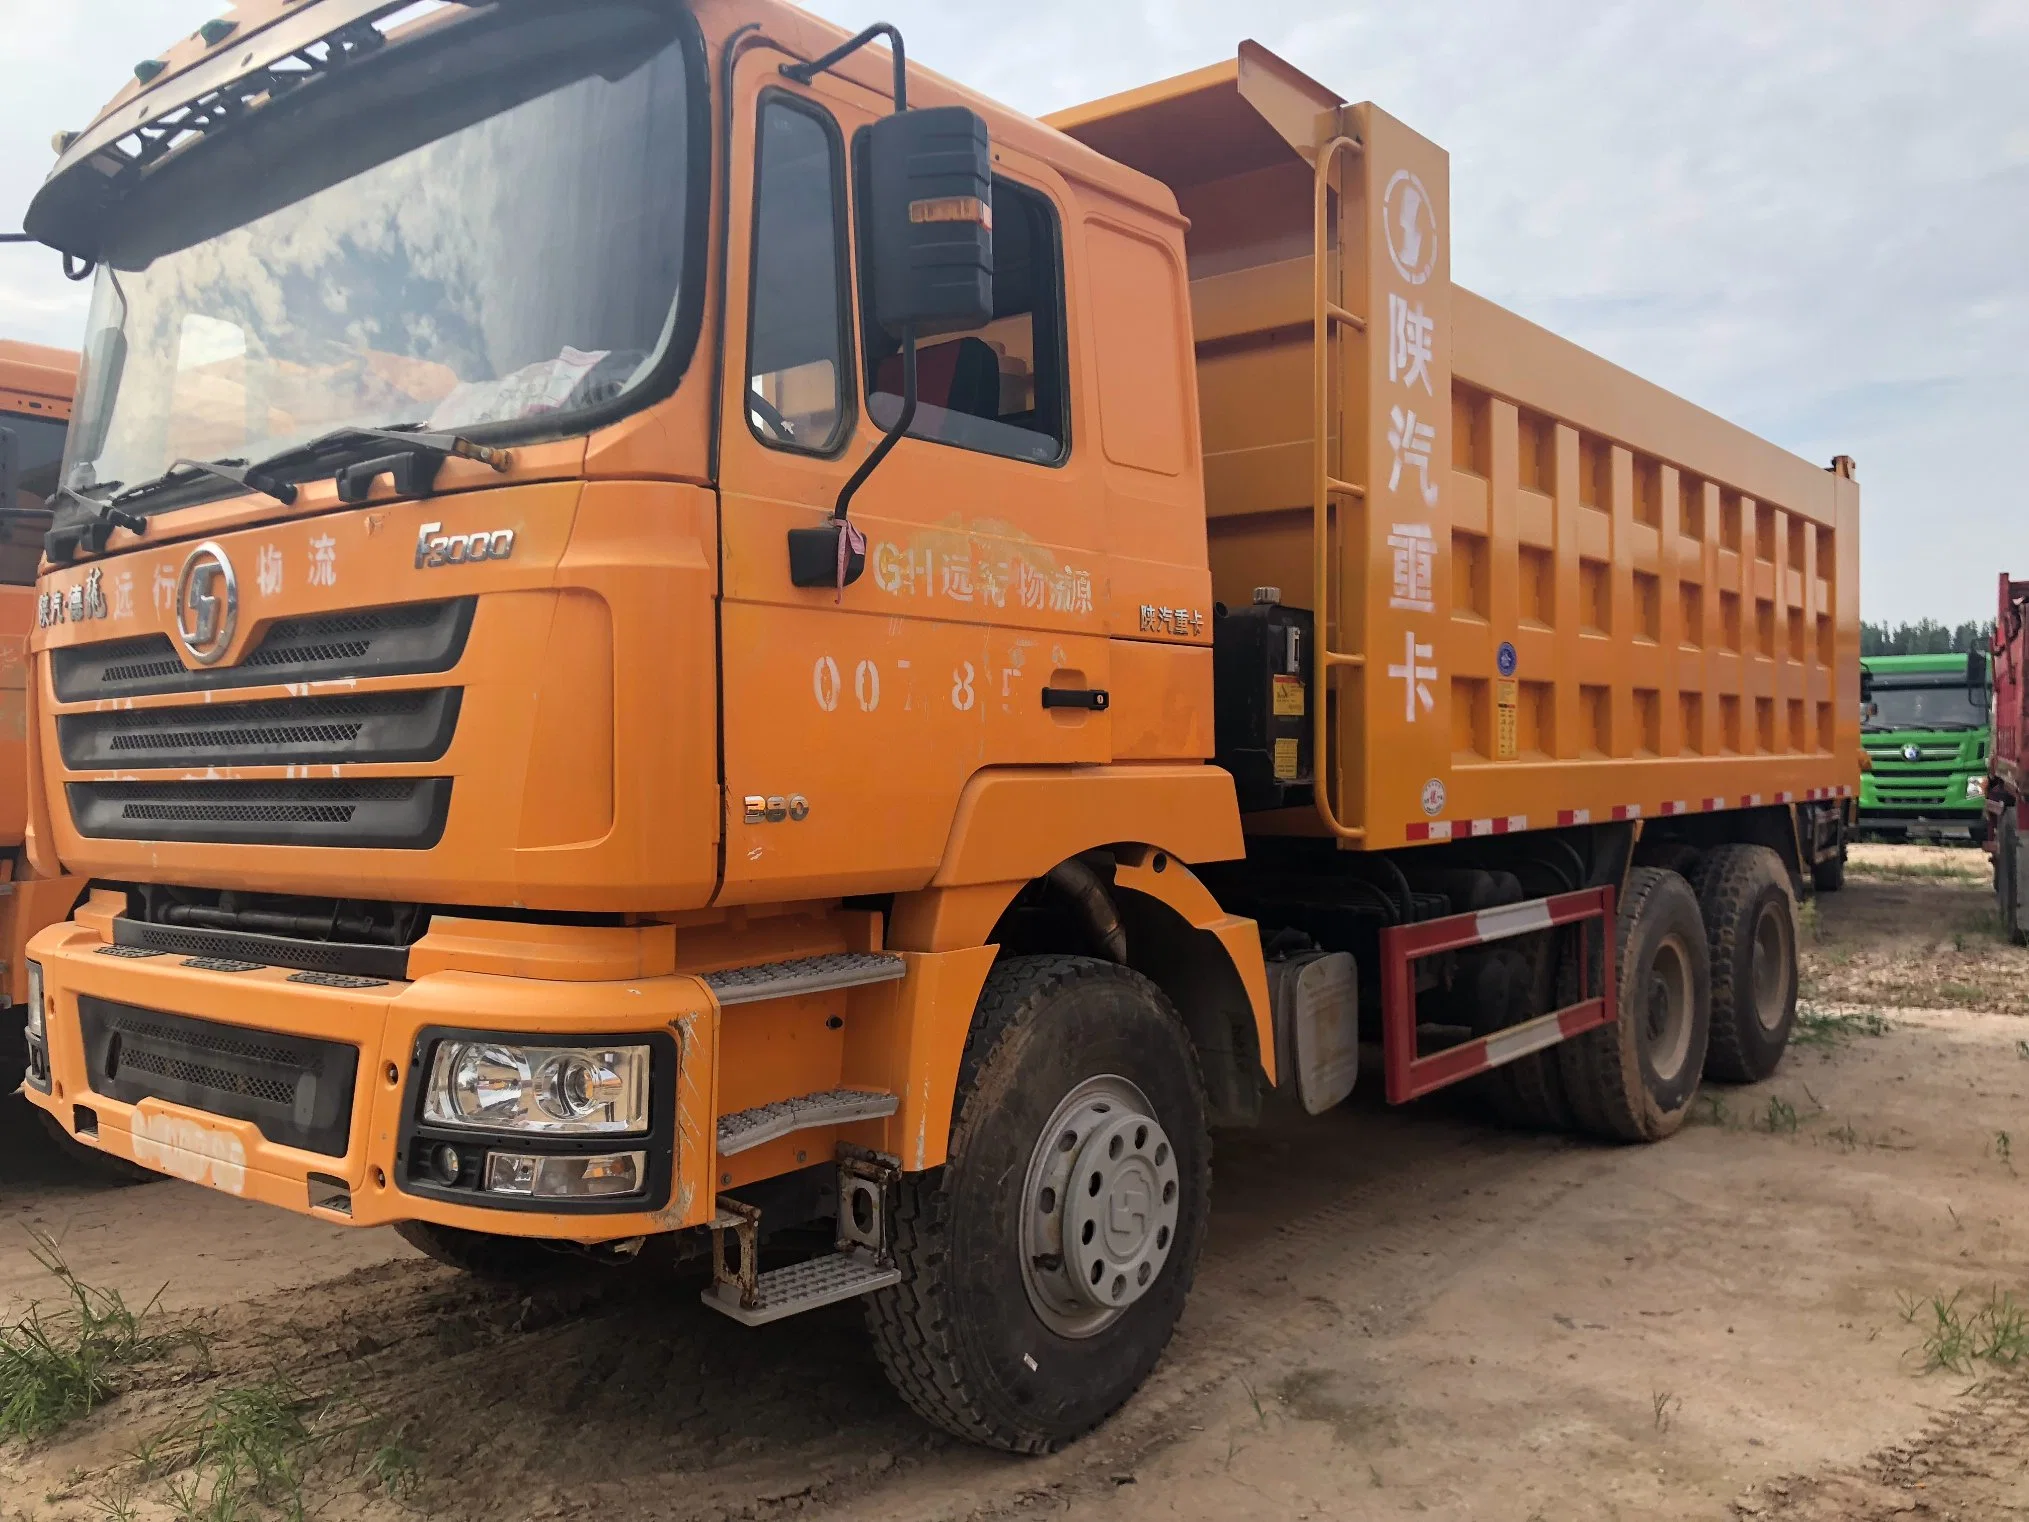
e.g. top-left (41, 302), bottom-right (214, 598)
top-left (416, 521), bottom-right (516, 569)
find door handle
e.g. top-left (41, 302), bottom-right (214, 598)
top-left (1042, 687), bottom-right (1109, 711)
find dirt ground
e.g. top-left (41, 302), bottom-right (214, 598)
top-left (4, 841), bottom-right (2028, 1521)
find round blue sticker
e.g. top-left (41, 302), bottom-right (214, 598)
top-left (1497, 641), bottom-right (1518, 678)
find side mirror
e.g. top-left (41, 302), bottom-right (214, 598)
top-left (1859, 668), bottom-right (1874, 703)
top-left (863, 106), bottom-right (994, 340)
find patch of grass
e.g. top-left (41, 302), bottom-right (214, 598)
top-left (1827, 1123), bottom-right (1860, 1152)
top-left (1651, 1389), bottom-right (1678, 1432)
top-left (142, 1375), bottom-right (421, 1521)
top-left (1994, 1131), bottom-right (2015, 1174)
top-left (1899, 1287), bottom-right (2029, 1374)
top-left (2018, 1039), bottom-right (2029, 1061)
top-left (0, 1232), bottom-right (207, 1438)
top-left (1692, 1093), bottom-right (1734, 1129)
top-left (1848, 857), bottom-right (1987, 883)
top-left (1759, 1095), bottom-right (1800, 1135)
top-left (1939, 980), bottom-right (1986, 1006)
top-left (1792, 1005), bottom-right (1892, 1049)
top-left (366, 1440), bottom-right (421, 1501)
top-left (1798, 899), bottom-right (1822, 943)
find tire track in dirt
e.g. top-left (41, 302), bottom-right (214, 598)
top-left (16, 1103), bottom-right (1616, 1521)
top-left (834, 1114), bottom-right (1621, 1522)
top-left (1732, 1371), bottom-right (2029, 1521)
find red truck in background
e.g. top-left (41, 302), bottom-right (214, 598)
top-left (1985, 574), bottom-right (2029, 942)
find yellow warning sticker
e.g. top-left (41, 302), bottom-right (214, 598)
top-left (1272, 674), bottom-right (1306, 718)
top-left (1496, 677), bottom-right (1518, 761)
top-left (1273, 737), bottom-right (1301, 780)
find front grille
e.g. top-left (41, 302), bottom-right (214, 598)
top-left (51, 598), bottom-right (474, 701)
top-left (78, 996), bottom-right (358, 1157)
top-left (57, 689), bottom-right (461, 770)
top-left (288, 972), bottom-right (391, 990)
top-left (68, 778), bottom-right (451, 849)
top-left (113, 917), bottom-right (410, 981)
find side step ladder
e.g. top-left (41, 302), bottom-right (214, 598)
top-left (700, 1150), bottom-right (902, 1326)
top-left (701, 951), bottom-right (905, 1006)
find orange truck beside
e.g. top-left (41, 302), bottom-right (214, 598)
top-left (0, 340), bottom-right (89, 1096)
top-left (18, 1), bottom-right (1855, 1450)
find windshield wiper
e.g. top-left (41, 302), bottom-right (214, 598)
top-left (111, 457), bottom-right (298, 512)
top-left (239, 423), bottom-right (512, 506)
top-left (44, 483), bottom-right (145, 561)
top-left (249, 423), bottom-right (512, 478)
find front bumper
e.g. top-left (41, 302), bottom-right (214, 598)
top-left (22, 916), bottom-right (719, 1241)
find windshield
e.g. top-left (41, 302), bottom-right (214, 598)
top-left (1864, 683), bottom-right (1986, 732)
top-left (58, 3), bottom-right (699, 526)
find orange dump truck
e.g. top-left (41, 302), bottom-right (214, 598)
top-left (0, 340), bottom-right (88, 1093)
top-left (19, 1), bottom-right (1855, 1450)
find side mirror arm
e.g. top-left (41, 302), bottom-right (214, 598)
top-left (782, 20), bottom-right (912, 597)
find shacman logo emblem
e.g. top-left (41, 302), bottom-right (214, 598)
top-left (174, 541), bottom-right (239, 666)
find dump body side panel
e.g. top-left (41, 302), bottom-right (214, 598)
top-left (1056, 73), bottom-right (1858, 844)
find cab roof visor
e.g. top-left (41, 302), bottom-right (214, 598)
top-left (24, 0), bottom-right (497, 260)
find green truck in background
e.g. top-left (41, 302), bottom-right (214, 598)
top-left (1860, 651), bottom-right (1991, 841)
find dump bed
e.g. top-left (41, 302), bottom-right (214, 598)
top-left (1050, 48), bottom-right (1859, 848)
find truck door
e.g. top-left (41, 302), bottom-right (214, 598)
top-left (714, 59), bottom-right (1111, 904)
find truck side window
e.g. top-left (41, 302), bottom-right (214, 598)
top-left (746, 96), bottom-right (852, 454)
top-left (859, 168), bottom-right (1069, 467)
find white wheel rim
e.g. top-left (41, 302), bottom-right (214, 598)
top-left (1018, 1074), bottom-right (1180, 1339)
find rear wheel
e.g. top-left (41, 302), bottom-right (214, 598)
top-left (1556, 868), bottom-right (1711, 1143)
top-left (2000, 813), bottom-right (2025, 946)
top-left (1695, 845), bottom-right (1798, 1083)
top-left (1811, 811), bottom-right (1847, 893)
top-left (865, 955), bottom-right (1210, 1453)
top-left (1476, 938), bottom-right (1575, 1131)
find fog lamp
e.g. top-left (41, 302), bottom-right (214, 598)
top-left (1968, 776), bottom-right (1987, 799)
top-left (423, 1041), bottom-right (649, 1135)
top-left (483, 1150), bottom-right (646, 1199)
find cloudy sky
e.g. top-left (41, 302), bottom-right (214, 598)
top-left (3, 1), bottom-right (2023, 625)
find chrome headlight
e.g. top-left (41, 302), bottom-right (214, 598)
top-left (423, 1042), bottom-right (650, 1135)
top-left (24, 962), bottom-right (44, 1040)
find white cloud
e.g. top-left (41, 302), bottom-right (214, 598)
top-left (3, 0), bottom-right (2023, 624)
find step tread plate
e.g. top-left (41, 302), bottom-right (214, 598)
top-left (700, 951), bottom-right (906, 1006)
top-left (700, 1249), bottom-right (901, 1326)
top-left (716, 1087), bottom-right (899, 1155)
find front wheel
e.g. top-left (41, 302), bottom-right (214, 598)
top-left (865, 955), bottom-right (1210, 1453)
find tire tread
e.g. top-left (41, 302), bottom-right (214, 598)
top-left (863, 954), bottom-right (1207, 1453)
top-left (1555, 867), bottom-right (1708, 1143)
top-left (1696, 844), bottom-right (1795, 1083)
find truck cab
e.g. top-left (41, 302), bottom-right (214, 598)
top-left (0, 340), bottom-right (89, 1092)
top-left (1859, 651), bottom-right (1990, 842)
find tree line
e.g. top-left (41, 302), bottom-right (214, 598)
top-left (1861, 620), bottom-right (1994, 657)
